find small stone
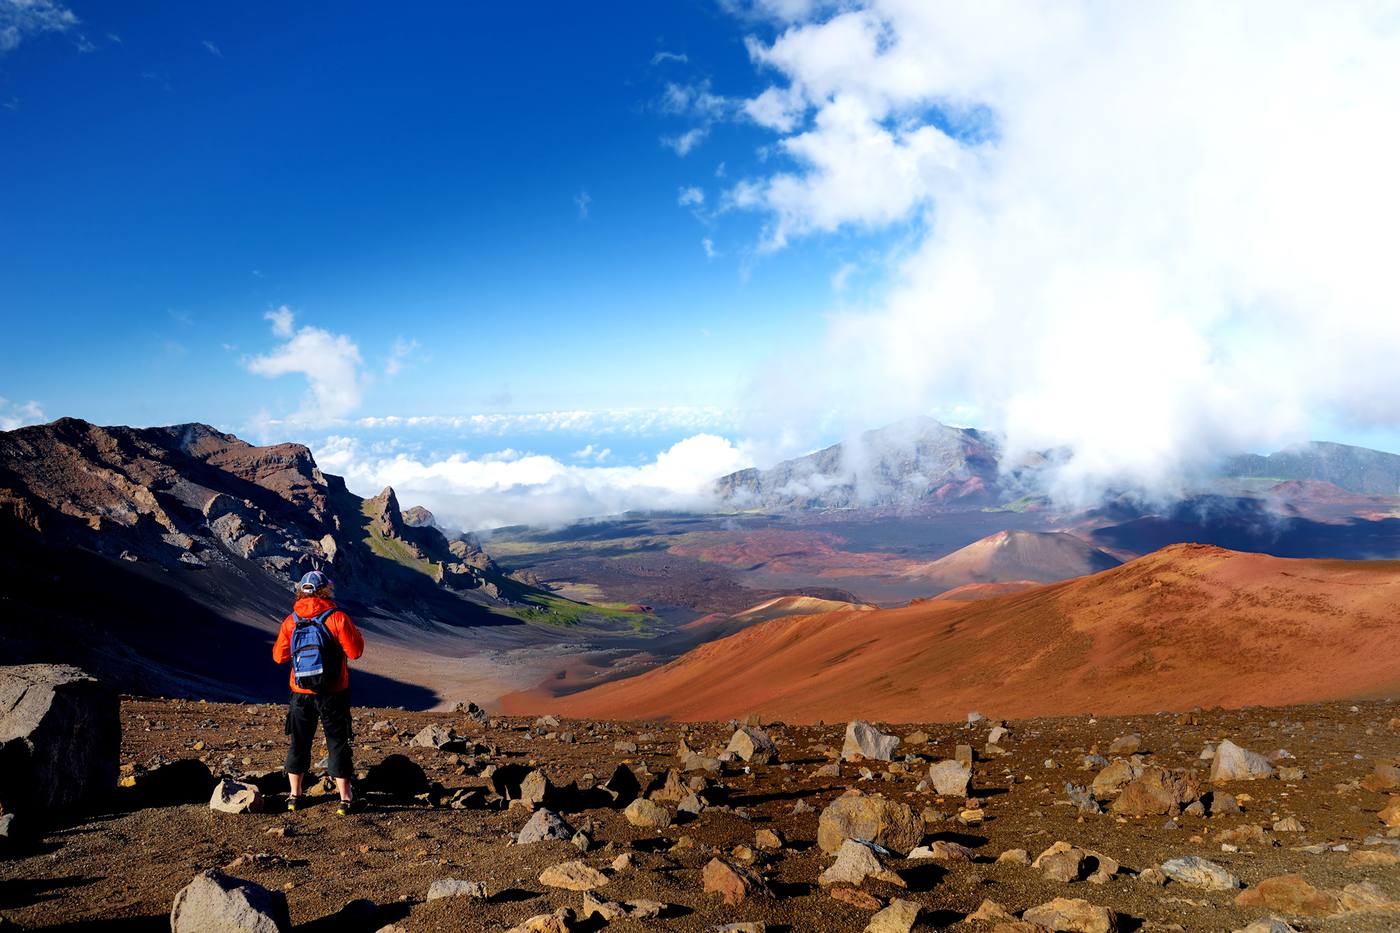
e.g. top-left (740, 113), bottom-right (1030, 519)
top-left (928, 759), bottom-right (972, 797)
top-left (426, 879), bottom-right (486, 900)
top-left (1159, 856), bottom-right (1241, 890)
top-left (1022, 896), bottom-right (1118, 933)
top-left (1272, 817), bottom-right (1303, 833)
top-left (538, 860), bottom-right (608, 892)
top-left (819, 839), bottom-right (906, 887)
top-left (726, 726), bottom-right (778, 764)
top-left (864, 897), bottom-right (921, 933)
top-left (517, 808), bottom-right (575, 844)
top-left (624, 797), bottom-right (672, 829)
top-left (1211, 740), bottom-right (1275, 782)
top-left (1234, 875), bottom-right (1339, 916)
top-left (1107, 734), bottom-right (1141, 755)
top-left (997, 848), bottom-right (1031, 866)
top-left (968, 899), bottom-right (1018, 923)
top-left (702, 857), bottom-right (770, 905)
top-left (209, 778), bottom-right (263, 814)
top-left (755, 828), bottom-right (784, 849)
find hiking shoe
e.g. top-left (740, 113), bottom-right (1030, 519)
top-left (335, 798), bottom-right (360, 816)
top-left (286, 795), bottom-right (302, 812)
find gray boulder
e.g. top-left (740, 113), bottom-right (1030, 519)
top-left (726, 725), bottom-right (778, 764)
top-left (928, 759), bottom-right (972, 797)
top-left (209, 778), bottom-right (264, 814)
top-left (842, 721), bottom-right (899, 762)
top-left (1211, 740), bottom-right (1275, 782)
top-left (170, 869), bottom-right (291, 932)
top-left (517, 808), bottom-right (575, 844)
top-left (0, 664), bottom-right (119, 823)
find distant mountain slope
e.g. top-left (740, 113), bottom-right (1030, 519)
top-left (1225, 441), bottom-right (1400, 495)
top-left (904, 530), bottom-right (1121, 588)
top-left (0, 418), bottom-right (640, 703)
top-left (714, 417), bottom-right (1016, 511)
top-left (551, 544), bottom-right (1400, 722)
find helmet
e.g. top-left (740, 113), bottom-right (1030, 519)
top-left (296, 570), bottom-right (332, 596)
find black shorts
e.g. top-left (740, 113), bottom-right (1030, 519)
top-left (284, 690), bottom-right (353, 779)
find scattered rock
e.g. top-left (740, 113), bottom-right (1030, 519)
top-left (1107, 734), bottom-right (1141, 755)
top-left (538, 860), bottom-right (609, 892)
top-left (1022, 896), bottom-right (1118, 933)
top-left (726, 726), bottom-right (779, 764)
top-left (1159, 856), bottom-right (1240, 890)
top-left (169, 869), bottom-right (290, 933)
top-left (1091, 758), bottom-right (1145, 798)
top-left (1232, 919), bottom-right (1299, 933)
top-left (209, 777), bottom-right (264, 814)
top-left (1110, 766), bottom-right (1200, 816)
top-left (864, 897), bottom-right (921, 933)
top-left (506, 907), bottom-right (575, 933)
top-left (1379, 796), bottom-right (1400, 828)
top-left (409, 724), bottom-right (455, 748)
top-left (928, 759), bottom-right (972, 797)
top-left (1211, 740), bottom-right (1276, 782)
top-left (702, 857), bottom-right (771, 905)
top-left (998, 848), bottom-right (1032, 866)
top-left (843, 721), bottom-right (900, 762)
top-left (517, 808), bottom-right (575, 844)
top-left (817, 792), bottom-right (923, 856)
top-left (1234, 875), bottom-right (1338, 916)
top-left (426, 879), bottom-right (486, 900)
top-left (624, 797), bottom-right (672, 830)
top-left (819, 839), bottom-right (906, 887)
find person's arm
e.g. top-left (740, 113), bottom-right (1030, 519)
top-left (272, 617), bottom-right (292, 663)
top-left (330, 612), bottom-right (365, 661)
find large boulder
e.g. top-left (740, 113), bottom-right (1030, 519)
top-left (726, 725), bottom-right (778, 764)
top-left (818, 791), bottom-right (923, 856)
top-left (209, 778), bottom-right (264, 814)
top-left (842, 721), bottom-right (899, 762)
top-left (1211, 740), bottom-right (1275, 782)
top-left (0, 664), bottom-right (119, 824)
top-left (170, 869), bottom-right (291, 932)
top-left (1110, 766), bottom-right (1200, 816)
top-left (928, 759), bottom-right (972, 797)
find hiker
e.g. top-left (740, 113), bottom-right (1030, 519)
top-left (272, 570), bottom-right (365, 815)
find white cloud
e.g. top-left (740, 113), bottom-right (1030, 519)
top-left (652, 50), bottom-right (688, 65)
top-left (0, 0), bottom-right (77, 54)
top-left (201, 39), bottom-right (221, 57)
top-left (264, 305), bottom-right (294, 337)
top-left (574, 189), bottom-right (591, 219)
top-left (572, 443), bottom-right (612, 462)
top-left (0, 397), bottom-right (44, 431)
top-left (315, 433), bottom-right (753, 530)
top-left (677, 186), bottom-right (705, 207)
top-left (663, 127), bottom-right (709, 157)
top-left (385, 336), bottom-right (419, 377)
top-left (350, 406), bottom-right (736, 437)
top-left (245, 309), bottom-right (364, 424)
top-left (726, 1), bottom-right (1400, 503)
top-left (830, 261), bottom-right (856, 293)
top-left (702, 237), bottom-right (718, 260)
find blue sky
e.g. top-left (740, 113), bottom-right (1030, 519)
top-left (0, 2), bottom-right (871, 437)
top-left (4, 2), bottom-right (1399, 528)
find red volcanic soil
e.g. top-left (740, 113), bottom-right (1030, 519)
top-left (904, 529), bottom-right (1120, 587)
top-left (546, 544), bottom-right (1400, 723)
top-left (925, 579), bottom-right (1044, 601)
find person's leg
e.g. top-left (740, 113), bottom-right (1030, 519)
top-left (284, 693), bottom-right (318, 800)
top-left (319, 691), bottom-right (355, 802)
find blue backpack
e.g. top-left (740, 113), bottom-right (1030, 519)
top-left (290, 608), bottom-right (342, 693)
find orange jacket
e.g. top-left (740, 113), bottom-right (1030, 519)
top-left (272, 596), bottom-right (364, 694)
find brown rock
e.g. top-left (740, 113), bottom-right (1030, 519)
top-left (702, 858), bottom-right (770, 906)
top-left (623, 798), bottom-right (672, 830)
top-left (817, 792), bottom-right (923, 856)
top-left (1022, 897), bottom-right (1118, 933)
top-left (1379, 796), bottom-right (1400, 828)
top-left (538, 861), bottom-right (608, 892)
top-left (865, 898), bottom-right (921, 933)
top-left (1234, 875), bottom-right (1339, 916)
top-left (1110, 767), bottom-right (1200, 816)
top-left (968, 899), bottom-right (1018, 922)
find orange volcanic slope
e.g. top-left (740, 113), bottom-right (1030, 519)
top-left (551, 544), bottom-right (1400, 724)
top-left (904, 529), bottom-right (1121, 588)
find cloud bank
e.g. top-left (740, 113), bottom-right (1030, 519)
top-left (316, 433), bottom-right (753, 530)
top-left (0, 397), bottom-right (44, 431)
top-left (728, 1), bottom-right (1400, 503)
